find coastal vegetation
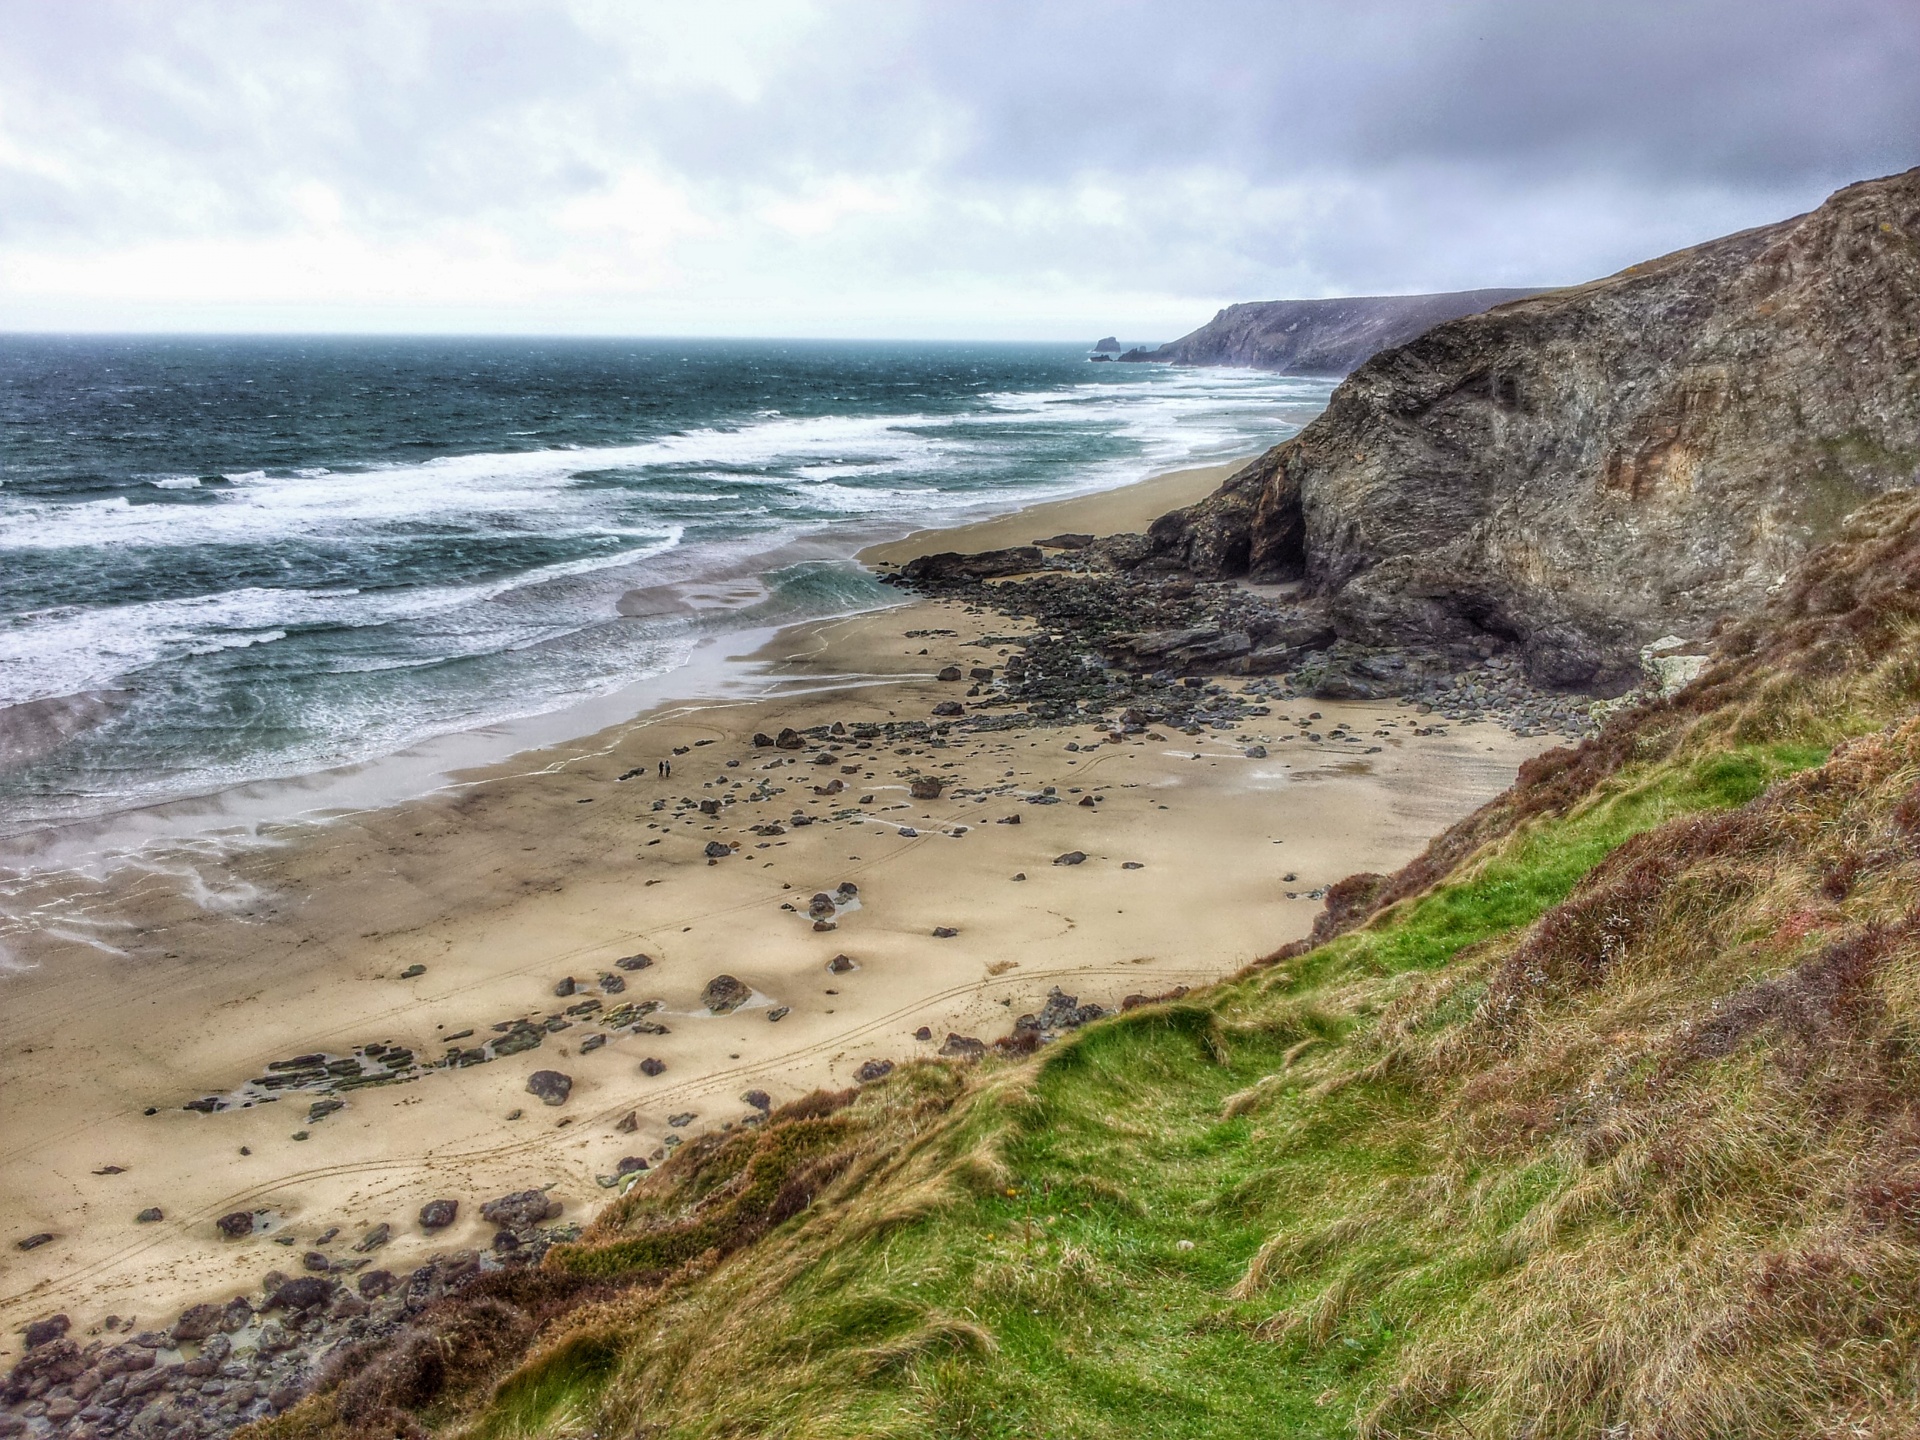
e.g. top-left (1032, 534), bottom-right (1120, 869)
top-left (248, 491), bottom-right (1920, 1437)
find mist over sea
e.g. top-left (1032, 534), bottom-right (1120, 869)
top-left (0, 337), bottom-right (1333, 834)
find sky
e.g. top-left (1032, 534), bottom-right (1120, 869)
top-left (0, 0), bottom-right (1915, 340)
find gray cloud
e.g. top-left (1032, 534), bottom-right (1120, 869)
top-left (0, 0), bottom-right (1913, 334)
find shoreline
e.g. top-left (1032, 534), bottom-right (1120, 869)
top-left (0, 459), bottom-right (1248, 885)
top-left (0, 457), bottom-right (1548, 1373)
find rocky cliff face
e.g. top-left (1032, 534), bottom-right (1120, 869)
top-left (1150, 169), bottom-right (1920, 688)
top-left (1120, 289), bottom-right (1542, 373)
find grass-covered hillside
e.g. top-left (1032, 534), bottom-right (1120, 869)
top-left (254, 493), bottom-right (1920, 1440)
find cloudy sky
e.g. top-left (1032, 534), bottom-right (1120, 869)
top-left (1, 0), bottom-right (1915, 339)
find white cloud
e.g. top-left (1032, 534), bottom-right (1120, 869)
top-left (0, 0), bottom-right (1913, 337)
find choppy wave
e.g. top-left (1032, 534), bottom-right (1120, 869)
top-left (0, 338), bottom-right (1333, 834)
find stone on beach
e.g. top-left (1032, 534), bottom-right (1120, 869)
top-left (418, 1199), bottom-right (459, 1230)
top-left (480, 1189), bottom-right (562, 1231)
top-left (526, 1070), bottom-right (573, 1106)
top-left (701, 974), bottom-right (751, 1013)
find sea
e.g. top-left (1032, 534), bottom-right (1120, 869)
top-left (0, 336), bottom-right (1333, 844)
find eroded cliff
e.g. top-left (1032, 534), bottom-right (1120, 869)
top-left (1120, 288), bottom-right (1542, 373)
top-left (1151, 168), bottom-right (1920, 687)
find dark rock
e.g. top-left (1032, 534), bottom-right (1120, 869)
top-left (263, 1277), bottom-right (333, 1312)
top-left (931, 700), bottom-right (965, 717)
top-left (898, 547), bottom-right (1044, 584)
top-left (766, 1006), bottom-right (790, 1022)
top-left (932, 926), bottom-right (958, 938)
top-left (1034, 532), bottom-right (1094, 550)
top-left (937, 665), bottom-right (964, 681)
top-left (853, 1059), bottom-right (894, 1083)
top-left (353, 1223), bottom-right (390, 1253)
top-left (170, 1302), bottom-right (224, 1343)
top-left (909, 777), bottom-right (944, 800)
top-left (135, 1207), bottom-right (163, 1223)
top-left (667, 1112), bottom-right (696, 1128)
top-left (616, 1109), bottom-right (639, 1131)
top-left (356, 1269), bottom-right (395, 1300)
top-left (599, 972), bottom-right (626, 993)
top-left (214, 1212), bottom-right (255, 1239)
top-left (914, 1026), bottom-right (933, 1041)
top-left (418, 1198), bottom-right (459, 1230)
top-left (775, 727), bottom-right (806, 750)
top-left (741, 1089), bottom-right (772, 1112)
top-left (302, 1250), bottom-right (331, 1273)
top-left (615, 953), bottom-right (654, 971)
top-left (704, 840), bottom-right (733, 859)
top-left (616, 1156), bottom-right (649, 1176)
top-left (580, 1033), bottom-right (607, 1053)
top-left (701, 974), bottom-right (751, 1013)
top-left (526, 1070), bottom-right (573, 1106)
top-left (553, 975), bottom-right (576, 997)
top-left (23, 1315), bottom-right (69, 1349)
top-left (640, 1057), bottom-right (666, 1077)
top-left (827, 953), bottom-right (857, 973)
top-left (1078, 794), bottom-right (1096, 806)
top-left (938, 1033), bottom-right (987, 1059)
top-left (480, 1189), bottom-right (561, 1231)
top-left (752, 732), bottom-right (775, 747)
top-left (1053, 850), bottom-right (1087, 866)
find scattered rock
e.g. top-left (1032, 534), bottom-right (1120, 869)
top-left (615, 953), bottom-right (654, 971)
top-left (353, 1223), bottom-right (391, 1253)
top-left (854, 1059), bottom-right (895, 1083)
top-left (1053, 850), bottom-right (1087, 866)
top-left (827, 953), bottom-right (857, 973)
top-left (909, 777), bottom-right (944, 799)
top-left (264, 1277), bottom-right (334, 1312)
top-left (667, 1112), bottom-right (696, 1128)
top-left (932, 700), bottom-right (965, 717)
top-left (357, 1269), bottom-right (396, 1299)
top-left (938, 1033), bottom-right (987, 1059)
top-left (914, 1026), bottom-right (933, 1041)
top-left (135, 1207), bottom-right (163, 1223)
top-left (599, 972), bottom-right (626, 993)
top-left (22, 1316), bottom-right (68, 1350)
top-left (616, 1109), bottom-right (639, 1132)
top-left (937, 666), bottom-right (963, 681)
top-left (932, 926), bottom-right (959, 938)
top-left (1121, 861), bottom-right (1144, 869)
top-left (701, 974), bottom-right (751, 1013)
top-left (580, 1033), bottom-right (607, 1053)
top-left (215, 1212), bottom-right (256, 1239)
top-left (741, 1089), bottom-right (772, 1112)
top-left (640, 1057), bottom-right (666, 1077)
top-left (480, 1189), bottom-right (561, 1231)
top-left (527, 1070), bottom-right (573, 1106)
top-left (766, 1005), bottom-right (790, 1022)
top-left (553, 975), bottom-right (576, 997)
top-left (704, 840), bottom-right (733, 859)
top-left (418, 1199), bottom-right (459, 1230)
top-left (775, 728), bottom-right (806, 750)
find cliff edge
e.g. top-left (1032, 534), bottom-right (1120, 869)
top-left (1120, 288), bottom-right (1543, 373)
top-left (1149, 168), bottom-right (1920, 688)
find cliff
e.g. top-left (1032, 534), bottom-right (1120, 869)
top-left (1148, 169), bottom-right (1920, 687)
top-left (1120, 288), bottom-right (1543, 373)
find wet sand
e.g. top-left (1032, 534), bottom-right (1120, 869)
top-left (0, 463), bottom-right (1545, 1361)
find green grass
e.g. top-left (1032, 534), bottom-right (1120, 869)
top-left (1299, 743), bottom-right (1829, 985)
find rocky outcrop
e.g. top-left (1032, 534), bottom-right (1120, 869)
top-left (1149, 169), bottom-right (1920, 688)
top-left (1120, 289), bottom-right (1542, 374)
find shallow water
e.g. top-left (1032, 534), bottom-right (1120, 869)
top-left (0, 336), bottom-right (1332, 834)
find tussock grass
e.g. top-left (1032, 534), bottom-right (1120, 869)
top-left (247, 494), bottom-right (1920, 1439)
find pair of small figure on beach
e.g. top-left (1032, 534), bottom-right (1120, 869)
top-left (657, 758), bottom-right (672, 778)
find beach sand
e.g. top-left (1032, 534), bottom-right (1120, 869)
top-left (0, 462), bottom-right (1546, 1360)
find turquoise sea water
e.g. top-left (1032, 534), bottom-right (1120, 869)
top-left (0, 337), bottom-right (1332, 832)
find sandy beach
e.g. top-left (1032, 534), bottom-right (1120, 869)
top-left (0, 464), bottom-right (1547, 1363)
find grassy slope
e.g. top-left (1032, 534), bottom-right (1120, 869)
top-left (253, 495), bottom-right (1920, 1440)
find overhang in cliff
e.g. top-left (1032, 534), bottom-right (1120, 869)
top-left (1148, 167), bottom-right (1920, 689)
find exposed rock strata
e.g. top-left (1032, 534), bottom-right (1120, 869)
top-left (1149, 169), bottom-right (1920, 687)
